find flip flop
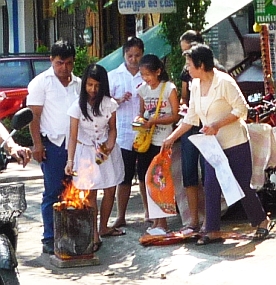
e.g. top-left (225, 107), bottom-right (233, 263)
top-left (253, 220), bottom-right (276, 241)
top-left (146, 227), bottom-right (167, 236)
top-left (100, 228), bottom-right (126, 238)
top-left (92, 240), bottom-right (103, 252)
top-left (179, 225), bottom-right (200, 235)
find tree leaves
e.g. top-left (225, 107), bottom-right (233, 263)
top-left (53, 0), bottom-right (115, 13)
top-left (161, 0), bottom-right (211, 92)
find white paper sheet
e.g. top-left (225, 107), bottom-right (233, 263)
top-left (188, 134), bottom-right (245, 206)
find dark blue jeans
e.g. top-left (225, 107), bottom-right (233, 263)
top-left (181, 126), bottom-right (205, 187)
top-left (40, 138), bottom-right (67, 242)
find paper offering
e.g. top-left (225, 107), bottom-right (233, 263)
top-left (188, 134), bottom-right (245, 206)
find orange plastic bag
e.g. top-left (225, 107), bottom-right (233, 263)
top-left (146, 149), bottom-right (177, 215)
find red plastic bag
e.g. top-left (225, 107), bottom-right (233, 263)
top-left (146, 149), bottom-right (177, 215)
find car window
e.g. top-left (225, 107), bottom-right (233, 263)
top-left (0, 60), bottom-right (32, 88)
top-left (33, 59), bottom-right (51, 76)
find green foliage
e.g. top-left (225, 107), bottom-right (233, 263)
top-left (161, 0), bottom-right (211, 93)
top-left (53, 0), bottom-right (97, 13)
top-left (52, 0), bottom-right (115, 13)
top-left (103, 0), bottom-right (115, 8)
top-left (2, 117), bottom-right (33, 147)
top-left (36, 45), bottom-right (49, 53)
top-left (74, 46), bottom-right (99, 78)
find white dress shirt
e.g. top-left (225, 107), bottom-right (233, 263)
top-left (108, 63), bottom-right (143, 150)
top-left (27, 67), bottom-right (81, 146)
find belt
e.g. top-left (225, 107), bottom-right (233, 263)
top-left (77, 140), bottom-right (94, 146)
top-left (41, 134), bottom-right (50, 143)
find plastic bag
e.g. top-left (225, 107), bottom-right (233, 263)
top-left (146, 149), bottom-right (177, 215)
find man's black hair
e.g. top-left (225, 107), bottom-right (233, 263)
top-left (122, 37), bottom-right (144, 56)
top-left (51, 39), bottom-right (76, 59)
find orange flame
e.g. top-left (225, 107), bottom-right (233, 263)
top-left (53, 180), bottom-right (91, 211)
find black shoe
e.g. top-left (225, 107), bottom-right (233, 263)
top-left (42, 241), bottom-right (54, 255)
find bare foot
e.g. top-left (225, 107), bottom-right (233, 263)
top-left (258, 217), bottom-right (270, 229)
top-left (112, 218), bottom-right (126, 228)
top-left (100, 227), bottom-right (126, 237)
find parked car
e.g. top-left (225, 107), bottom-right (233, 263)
top-left (0, 54), bottom-right (51, 119)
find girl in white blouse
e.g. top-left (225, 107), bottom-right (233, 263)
top-left (65, 64), bottom-right (125, 252)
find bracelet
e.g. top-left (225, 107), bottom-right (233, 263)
top-left (67, 160), bottom-right (74, 163)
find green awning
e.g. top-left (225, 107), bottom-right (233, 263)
top-left (97, 24), bottom-right (171, 72)
top-left (98, 1), bottom-right (253, 72)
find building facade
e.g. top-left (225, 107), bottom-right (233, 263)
top-left (0, 0), bottom-right (144, 57)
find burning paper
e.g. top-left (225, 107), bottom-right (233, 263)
top-left (53, 180), bottom-right (91, 211)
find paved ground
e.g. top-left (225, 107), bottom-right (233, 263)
top-left (1, 161), bottom-right (276, 285)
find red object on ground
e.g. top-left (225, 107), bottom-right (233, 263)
top-left (139, 232), bottom-right (197, 246)
top-left (0, 88), bottom-right (28, 119)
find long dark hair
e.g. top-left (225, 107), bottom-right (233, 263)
top-left (139, 54), bottom-right (169, 82)
top-left (79, 63), bottom-right (110, 120)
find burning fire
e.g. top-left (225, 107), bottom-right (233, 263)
top-left (53, 180), bottom-right (91, 211)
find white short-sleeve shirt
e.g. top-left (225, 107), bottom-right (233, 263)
top-left (27, 67), bottom-right (81, 146)
top-left (137, 81), bottom-right (176, 146)
top-left (67, 96), bottom-right (118, 145)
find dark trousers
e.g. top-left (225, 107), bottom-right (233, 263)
top-left (204, 141), bottom-right (266, 232)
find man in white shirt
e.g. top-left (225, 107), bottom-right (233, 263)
top-left (108, 37), bottom-right (148, 228)
top-left (27, 40), bottom-right (81, 254)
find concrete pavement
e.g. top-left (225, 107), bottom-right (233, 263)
top-left (1, 161), bottom-right (276, 285)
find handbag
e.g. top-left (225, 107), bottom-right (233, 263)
top-left (133, 83), bottom-right (166, 153)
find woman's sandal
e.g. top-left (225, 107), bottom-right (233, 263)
top-left (179, 225), bottom-right (200, 235)
top-left (100, 227), bottom-right (126, 238)
top-left (253, 220), bottom-right (276, 241)
top-left (196, 235), bottom-right (224, 246)
top-left (146, 227), bottom-right (171, 235)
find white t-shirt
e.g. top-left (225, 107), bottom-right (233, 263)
top-left (27, 67), bottom-right (81, 146)
top-left (137, 81), bottom-right (176, 146)
top-left (108, 63), bottom-right (143, 150)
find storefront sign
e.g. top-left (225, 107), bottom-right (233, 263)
top-left (254, 0), bottom-right (276, 23)
top-left (118, 0), bottom-right (176, 14)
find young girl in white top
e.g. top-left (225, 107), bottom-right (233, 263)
top-left (137, 54), bottom-right (179, 232)
top-left (65, 64), bottom-right (125, 252)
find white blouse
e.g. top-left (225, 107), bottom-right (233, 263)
top-left (183, 68), bottom-right (249, 150)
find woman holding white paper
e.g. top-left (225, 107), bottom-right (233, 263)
top-left (163, 44), bottom-right (274, 245)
